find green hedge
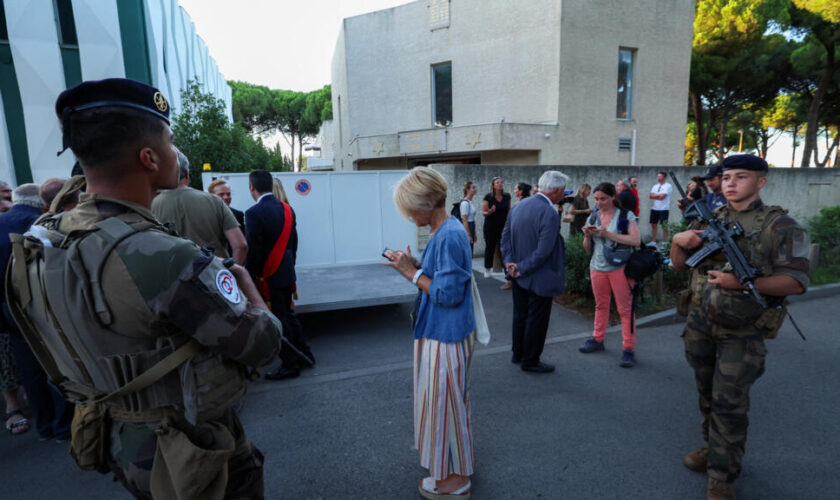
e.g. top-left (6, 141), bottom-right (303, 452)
top-left (809, 206), bottom-right (840, 285)
top-left (564, 233), bottom-right (592, 297)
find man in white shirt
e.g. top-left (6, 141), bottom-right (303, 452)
top-left (648, 171), bottom-right (673, 245)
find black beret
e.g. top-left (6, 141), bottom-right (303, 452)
top-left (701, 164), bottom-right (722, 179)
top-left (55, 78), bottom-right (170, 154)
top-left (721, 154), bottom-right (768, 172)
top-left (55, 78), bottom-right (170, 124)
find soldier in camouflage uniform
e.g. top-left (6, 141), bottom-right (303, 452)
top-left (7, 79), bottom-right (283, 499)
top-left (670, 154), bottom-right (811, 500)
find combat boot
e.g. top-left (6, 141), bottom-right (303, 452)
top-left (683, 446), bottom-right (708, 472)
top-left (707, 477), bottom-right (735, 500)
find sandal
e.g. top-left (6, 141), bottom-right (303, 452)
top-left (5, 409), bottom-right (30, 436)
top-left (418, 477), bottom-right (471, 499)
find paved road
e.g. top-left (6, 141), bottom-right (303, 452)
top-left (2, 277), bottom-right (837, 499)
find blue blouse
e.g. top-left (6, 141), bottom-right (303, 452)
top-left (413, 217), bottom-right (475, 343)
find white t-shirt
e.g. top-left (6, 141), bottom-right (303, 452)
top-left (459, 199), bottom-right (477, 222)
top-left (650, 182), bottom-right (672, 211)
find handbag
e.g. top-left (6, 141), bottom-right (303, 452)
top-left (471, 277), bottom-right (491, 345)
top-left (561, 206), bottom-right (574, 223)
top-left (603, 242), bottom-right (633, 266)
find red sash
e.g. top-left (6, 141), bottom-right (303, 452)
top-left (257, 201), bottom-right (293, 302)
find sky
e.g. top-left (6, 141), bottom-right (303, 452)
top-left (178, 0), bottom-right (408, 92)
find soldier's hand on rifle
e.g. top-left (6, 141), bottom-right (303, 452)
top-left (671, 229), bottom-right (704, 251)
top-left (706, 270), bottom-right (746, 290)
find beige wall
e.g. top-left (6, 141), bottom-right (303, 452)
top-left (328, 0), bottom-right (694, 171)
top-left (553, 0), bottom-right (695, 166)
top-left (482, 150), bottom-right (540, 164)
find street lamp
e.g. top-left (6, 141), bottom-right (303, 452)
top-left (737, 129), bottom-right (743, 153)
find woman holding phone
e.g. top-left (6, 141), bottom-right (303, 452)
top-left (383, 167), bottom-right (476, 499)
top-left (578, 182), bottom-right (641, 368)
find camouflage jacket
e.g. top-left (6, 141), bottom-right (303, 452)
top-left (688, 198), bottom-right (811, 325)
top-left (52, 193), bottom-right (282, 370)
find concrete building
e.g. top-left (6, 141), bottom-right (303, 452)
top-left (323, 0), bottom-right (694, 171)
top-left (0, 0), bottom-right (231, 185)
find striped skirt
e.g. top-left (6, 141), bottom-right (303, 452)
top-left (413, 334), bottom-right (475, 480)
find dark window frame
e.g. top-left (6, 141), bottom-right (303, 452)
top-left (616, 48), bottom-right (635, 120)
top-left (431, 62), bottom-right (452, 128)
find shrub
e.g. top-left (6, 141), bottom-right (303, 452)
top-left (564, 232), bottom-right (592, 297)
top-left (809, 205), bottom-right (840, 285)
top-left (809, 205), bottom-right (840, 250)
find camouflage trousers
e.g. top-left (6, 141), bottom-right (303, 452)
top-left (683, 303), bottom-right (767, 483)
top-left (107, 409), bottom-right (264, 499)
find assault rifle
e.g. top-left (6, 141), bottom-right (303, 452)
top-left (668, 171), bottom-right (767, 307)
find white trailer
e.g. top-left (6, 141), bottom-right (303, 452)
top-left (200, 170), bottom-right (418, 313)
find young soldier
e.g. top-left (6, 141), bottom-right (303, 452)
top-left (7, 79), bottom-right (282, 499)
top-left (670, 154), bottom-right (810, 500)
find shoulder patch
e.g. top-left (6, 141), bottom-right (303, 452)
top-left (215, 269), bottom-right (242, 304)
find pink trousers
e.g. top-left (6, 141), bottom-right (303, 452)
top-left (590, 268), bottom-right (636, 351)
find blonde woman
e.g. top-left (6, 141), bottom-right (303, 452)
top-left (272, 177), bottom-right (289, 203)
top-left (383, 167), bottom-right (475, 499)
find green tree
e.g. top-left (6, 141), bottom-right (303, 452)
top-left (173, 80), bottom-right (291, 188)
top-left (759, 93), bottom-right (809, 165)
top-left (231, 82), bottom-right (333, 172)
top-left (787, 1), bottom-right (840, 167)
top-left (229, 80), bottom-right (277, 134)
top-left (297, 85), bottom-right (333, 170)
top-left (689, 0), bottom-right (792, 165)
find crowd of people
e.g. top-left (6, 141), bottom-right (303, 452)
top-left (0, 76), bottom-right (815, 500)
top-left (385, 157), bottom-right (810, 499)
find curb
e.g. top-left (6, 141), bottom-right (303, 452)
top-left (635, 282), bottom-right (840, 329)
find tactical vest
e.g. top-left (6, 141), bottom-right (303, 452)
top-left (688, 203), bottom-right (789, 334)
top-left (5, 213), bottom-right (246, 425)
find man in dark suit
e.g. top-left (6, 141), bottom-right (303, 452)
top-left (617, 179), bottom-right (637, 214)
top-left (501, 171), bottom-right (568, 374)
top-left (245, 170), bottom-right (314, 380)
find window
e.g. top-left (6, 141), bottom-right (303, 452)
top-left (432, 62), bottom-right (452, 127)
top-left (616, 48), bottom-right (634, 119)
top-left (618, 138), bottom-right (632, 152)
top-left (54, 0), bottom-right (78, 46)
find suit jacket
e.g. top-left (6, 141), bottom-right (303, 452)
top-left (244, 194), bottom-right (298, 289)
top-left (618, 190), bottom-right (637, 214)
top-left (501, 193), bottom-right (565, 297)
top-left (0, 204), bottom-right (43, 331)
top-left (231, 207), bottom-right (245, 230)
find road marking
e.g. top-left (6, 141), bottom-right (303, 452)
top-left (250, 329), bottom-right (607, 394)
